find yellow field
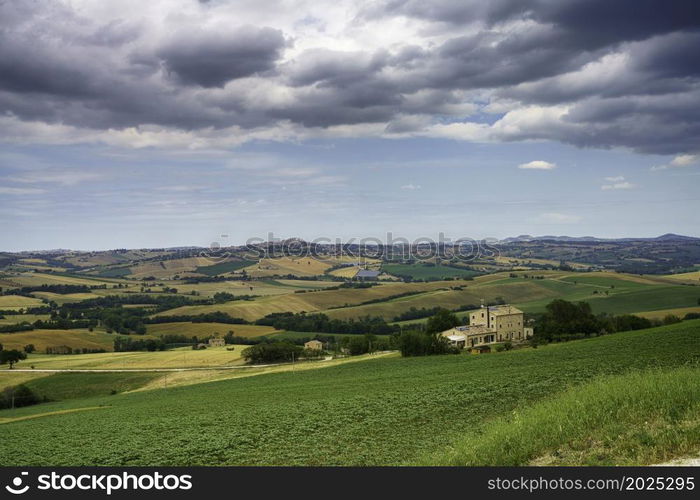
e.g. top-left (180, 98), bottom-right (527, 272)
top-left (634, 306), bottom-right (700, 320)
top-left (18, 258), bottom-right (48, 265)
top-left (3, 346), bottom-right (246, 370)
top-left (147, 322), bottom-right (278, 338)
top-left (172, 280), bottom-right (299, 297)
top-left (0, 371), bottom-right (49, 391)
top-left (0, 295), bottom-right (44, 310)
top-left (0, 329), bottom-right (118, 352)
top-left (30, 292), bottom-right (96, 304)
top-left (154, 280), bottom-right (469, 321)
top-left (243, 256), bottom-right (333, 277)
top-left (663, 271), bottom-right (700, 283)
top-left (11, 272), bottom-right (122, 288)
top-left (131, 351), bottom-right (397, 392)
top-left (328, 266), bottom-right (361, 278)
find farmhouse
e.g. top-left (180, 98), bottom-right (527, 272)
top-left (441, 304), bottom-right (529, 349)
top-left (208, 337), bottom-right (225, 347)
top-left (304, 340), bottom-right (324, 350)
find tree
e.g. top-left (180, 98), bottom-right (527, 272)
top-left (23, 344), bottom-right (35, 354)
top-left (534, 299), bottom-right (600, 342)
top-left (0, 349), bottom-right (27, 369)
top-left (425, 309), bottom-right (460, 335)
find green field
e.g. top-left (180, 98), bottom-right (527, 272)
top-left (25, 372), bottom-right (161, 401)
top-left (1, 321), bottom-right (698, 465)
top-left (430, 365), bottom-right (700, 466)
top-left (0, 329), bottom-right (118, 352)
top-left (195, 260), bottom-right (257, 276)
top-left (382, 263), bottom-right (480, 280)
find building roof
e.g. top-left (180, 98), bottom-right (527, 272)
top-left (442, 325), bottom-right (493, 336)
top-left (470, 304), bottom-right (523, 316)
top-left (356, 269), bottom-right (380, 278)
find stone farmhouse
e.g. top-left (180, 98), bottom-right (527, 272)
top-left (304, 339), bottom-right (324, 351)
top-left (208, 337), bottom-right (225, 347)
top-left (441, 304), bottom-right (533, 350)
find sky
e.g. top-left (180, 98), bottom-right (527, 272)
top-left (1, 0), bottom-right (699, 251)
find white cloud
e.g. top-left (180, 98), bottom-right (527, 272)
top-left (400, 184), bottom-right (421, 190)
top-left (601, 176), bottom-right (635, 190)
top-left (651, 154), bottom-right (698, 171)
top-left (518, 160), bottom-right (557, 170)
top-left (601, 181), bottom-right (634, 190)
top-left (670, 154), bottom-right (698, 167)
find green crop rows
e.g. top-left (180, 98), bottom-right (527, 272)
top-left (2, 321), bottom-right (699, 466)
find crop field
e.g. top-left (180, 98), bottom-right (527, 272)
top-left (146, 322), bottom-right (278, 338)
top-left (243, 256), bottom-right (332, 277)
top-left (0, 329), bottom-right (118, 352)
top-left (0, 295), bottom-right (45, 310)
top-left (150, 272), bottom-right (700, 322)
top-left (664, 270), bottom-right (700, 283)
top-left (154, 280), bottom-right (465, 321)
top-left (634, 306), bottom-right (700, 320)
top-left (430, 365), bottom-right (700, 466)
top-left (127, 257), bottom-right (217, 279)
top-left (93, 267), bottom-right (132, 278)
top-left (1, 321), bottom-right (698, 466)
top-left (382, 263), bottom-right (481, 280)
top-left (24, 372), bottom-right (162, 401)
top-left (165, 280), bottom-right (298, 298)
top-left (327, 266), bottom-right (362, 278)
top-left (243, 256), bottom-right (380, 278)
top-left (10, 272), bottom-right (123, 288)
top-left (195, 260), bottom-right (257, 276)
top-left (584, 285), bottom-right (700, 314)
top-left (3, 345), bottom-right (246, 371)
top-left (325, 280), bottom-right (558, 320)
top-left (268, 331), bottom-right (390, 342)
top-left (30, 291), bottom-right (97, 304)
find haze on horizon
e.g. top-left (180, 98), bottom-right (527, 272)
top-left (1, 1), bottom-right (699, 252)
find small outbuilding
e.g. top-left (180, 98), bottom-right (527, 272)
top-left (355, 269), bottom-right (380, 280)
top-left (304, 340), bottom-right (324, 351)
top-left (468, 345), bottom-right (492, 355)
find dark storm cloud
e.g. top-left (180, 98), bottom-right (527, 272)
top-left (0, 0), bottom-right (699, 155)
top-left (380, 0), bottom-right (700, 47)
top-left (158, 26), bottom-right (286, 87)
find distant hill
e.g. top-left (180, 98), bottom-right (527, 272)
top-left (500, 234), bottom-right (699, 243)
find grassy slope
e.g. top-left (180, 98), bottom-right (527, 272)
top-left (430, 366), bottom-right (700, 466)
top-left (6, 345), bottom-right (246, 370)
top-left (0, 295), bottom-right (45, 310)
top-left (1, 321), bottom-right (698, 466)
top-left (25, 372), bottom-right (161, 401)
top-left (0, 329), bottom-right (117, 352)
top-left (146, 322), bottom-right (278, 338)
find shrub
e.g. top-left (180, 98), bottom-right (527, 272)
top-left (0, 385), bottom-right (39, 409)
